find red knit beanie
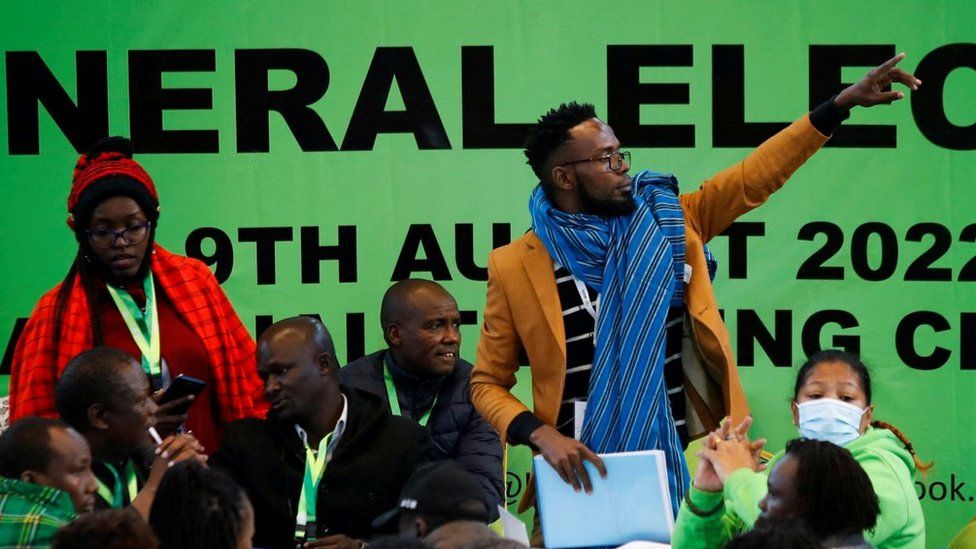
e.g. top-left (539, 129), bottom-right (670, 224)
top-left (67, 145), bottom-right (158, 229)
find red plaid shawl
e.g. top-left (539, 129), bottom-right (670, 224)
top-left (10, 245), bottom-right (269, 423)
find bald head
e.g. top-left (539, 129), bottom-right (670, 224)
top-left (257, 317), bottom-right (340, 422)
top-left (381, 280), bottom-right (454, 338)
top-left (259, 316), bottom-right (336, 360)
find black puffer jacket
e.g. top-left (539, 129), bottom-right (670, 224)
top-left (340, 350), bottom-right (503, 513)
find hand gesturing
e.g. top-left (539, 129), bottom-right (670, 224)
top-left (835, 53), bottom-right (922, 109)
top-left (694, 416), bottom-right (767, 492)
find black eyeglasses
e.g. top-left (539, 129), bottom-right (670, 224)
top-left (86, 222), bottom-right (152, 249)
top-left (560, 151), bottom-right (631, 172)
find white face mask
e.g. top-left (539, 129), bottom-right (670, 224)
top-left (796, 398), bottom-right (867, 447)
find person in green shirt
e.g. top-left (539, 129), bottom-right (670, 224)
top-left (673, 350), bottom-right (927, 549)
top-left (0, 417), bottom-right (98, 548)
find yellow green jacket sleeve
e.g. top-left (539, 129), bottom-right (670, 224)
top-left (672, 487), bottom-right (743, 549)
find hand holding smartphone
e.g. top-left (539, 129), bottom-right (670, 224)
top-left (153, 375), bottom-right (207, 435)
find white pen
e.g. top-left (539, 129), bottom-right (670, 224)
top-left (148, 426), bottom-right (163, 445)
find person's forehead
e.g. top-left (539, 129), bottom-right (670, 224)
top-left (118, 361), bottom-right (149, 391)
top-left (46, 427), bottom-right (89, 465)
top-left (803, 379), bottom-right (858, 388)
top-left (804, 361), bottom-right (862, 388)
top-left (259, 329), bottom-right (313, 363)
top-left (769, 455), bottom-right (797, 486)
top-left (565, 118), bottom-right (619, 154)
top-left (407, 287), bottom-right (459, 317)
top-left (91, 196), bottom-right (144, 217)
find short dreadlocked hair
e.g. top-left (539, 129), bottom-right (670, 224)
top-left (523, 102), bottom-right (598, 185)
top-left (149, 461), bottom-right (250, 549)
top-left (784, 438), bottom-right (880, 539)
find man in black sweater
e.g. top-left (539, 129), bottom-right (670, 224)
top-left (211, 317), bottom-right (430, 549)
top-left (341, 280), bottom-right (503, 515)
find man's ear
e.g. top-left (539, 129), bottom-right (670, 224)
top-left (20, 470), bottom-right (41, 484)
top-left (88, 403), bottom-right (109, 430)
top-left (317, 352), bottom-right (335, 375)
top-left (387, 324), bottom-right (402, 347)
top-left (550, 165), bottom-right (575, 192)
top-left (415, 516), bottom-right (430, 538)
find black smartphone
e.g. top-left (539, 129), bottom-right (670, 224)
top-left (157, 374), bottom-right (206, 415)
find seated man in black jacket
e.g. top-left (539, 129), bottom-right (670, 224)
top-left (341, 279), bottom-right (503, 514)
top-left (211, 316), bottom-right (430, 549)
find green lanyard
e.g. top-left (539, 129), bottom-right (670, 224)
top-left (383, 365), bottom-right (437, 427)
top-left (95, 461), bottom-right (138, 509)
top-left (106, 273), bottom-right (161, 380)
top-left (294, 431), bottom-right (334, 542)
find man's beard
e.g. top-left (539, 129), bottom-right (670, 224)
top-left (577, 182), bottom-right (636, 217)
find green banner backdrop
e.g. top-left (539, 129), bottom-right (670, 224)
top-left (1, 1), bottom-right (974, 545)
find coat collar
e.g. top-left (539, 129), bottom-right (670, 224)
top-left (268, 386), bottom-right (388, 459)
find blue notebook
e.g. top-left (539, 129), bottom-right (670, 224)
top-left (533, 451), bottom-right (674, 548)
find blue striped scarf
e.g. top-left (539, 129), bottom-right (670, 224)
top-left (529, 170), bottom-right (689, 516)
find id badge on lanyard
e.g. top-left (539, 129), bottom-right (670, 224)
top-left (106, 273), bottom-right (162, 389)
top-left (294, 431), bottom-right (333, 542)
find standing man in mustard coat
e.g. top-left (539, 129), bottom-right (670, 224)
top-left (470, 55), bottom-right (920, 526)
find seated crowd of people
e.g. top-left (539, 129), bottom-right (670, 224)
top-left (3, 296), bottom-right (513, 549)
top-left (2, 318), bottom-right (952, 549)
top-left (4, 57), bottom-right (973, 547)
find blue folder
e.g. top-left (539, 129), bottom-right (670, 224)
top-left (533, 451), bottom-right (674, 548)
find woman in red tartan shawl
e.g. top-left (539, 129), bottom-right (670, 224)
top-left (9, 137), bottom-right (268, 452)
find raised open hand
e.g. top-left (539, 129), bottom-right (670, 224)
top-left (835, 53), bottom-right (922, 109)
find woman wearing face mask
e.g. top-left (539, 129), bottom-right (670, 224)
top-left (672, 350), bottom-right (927, 549)
top-left (9, 137), bottom-right (268, 453)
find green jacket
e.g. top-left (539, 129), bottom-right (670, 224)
top-left (672, 427), bottom-right (925, 549)
top-left (0, 477), bottom-right (77, 548)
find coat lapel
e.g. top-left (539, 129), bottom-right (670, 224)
top-left (520, 232), bottom-right (566, 362)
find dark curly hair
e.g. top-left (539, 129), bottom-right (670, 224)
top-left (783, 438), bottom-right (879, 539)
top-left (149, 460), bottom-right (251, 549)
top-left (53, 509), bottom-right (159, 549)
top-left (523, 102), bottom-right (597, 187)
